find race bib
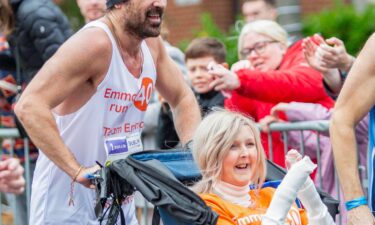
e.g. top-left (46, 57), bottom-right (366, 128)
top-left (104, 132), bottom-right (143, 164)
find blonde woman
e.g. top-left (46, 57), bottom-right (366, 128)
top-left (192, 109), bottom-right (335, 225)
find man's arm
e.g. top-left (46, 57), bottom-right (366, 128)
top-left (148, 38), bottom-right (201, 144)
top-left (14, 27), bottom-right (110, 187)
top-left (330, 34), bottom-right (375, 224)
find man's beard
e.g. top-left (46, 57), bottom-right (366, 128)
top-left (126, 6), bottom-right (163, 39)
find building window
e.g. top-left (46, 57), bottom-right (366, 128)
top-left (174, 0), bottom-right (201, 6)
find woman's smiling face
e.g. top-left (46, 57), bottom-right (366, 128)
top-left (241, 32), bottom-right (287, 71)
top-left (220, 125), bottom-right (258, 187)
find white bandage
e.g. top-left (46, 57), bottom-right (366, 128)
top-left (262, 157), bottom-right (316, 225)
top-left (297, 178), bottom-right (335, 225)
top-left (281, 150), bottom-right (335, 225)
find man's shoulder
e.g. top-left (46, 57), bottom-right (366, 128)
top-left (57, 26), bottom-right (112, 70)
top-left (75, 26), bottom-right (112, 50)
top-left (368, 33), bottom-right (375, 45)
top-left (145, 37), bottom-right (164, 62)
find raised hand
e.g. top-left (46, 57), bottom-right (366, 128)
top-left (317, 37), bottom-right (354, 72)
top-left (303, 34), bottom-right (346, 94)
top-left (230, 60), bottom-right (253, 72)
top-left (285, 149), bottom-right (302, 170)
top-left (258, 115), bottom-right (283, 133)
top-left (302, 34), bottom-right (330, 73)
top-left (208, 62), bottom-right (240, 91)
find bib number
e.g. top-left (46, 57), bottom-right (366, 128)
top-left (104, 132), bottom-right (143, 164)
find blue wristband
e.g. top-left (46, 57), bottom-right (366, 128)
top-left (345, 196), bottom-right (368, 211)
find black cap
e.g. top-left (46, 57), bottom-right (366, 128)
top-left (106, 0), bottom-right (125, 9)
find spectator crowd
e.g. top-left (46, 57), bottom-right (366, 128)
top-left (0, 0), bottom-right (374, 225)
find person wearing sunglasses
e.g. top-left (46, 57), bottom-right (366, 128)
top-left (208, 20), bottom-right (334, 171)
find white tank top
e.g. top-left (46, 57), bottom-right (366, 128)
top-left (30, 21), bottom-right (156, 225)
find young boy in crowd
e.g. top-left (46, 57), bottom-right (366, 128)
top-left (185, 37), bottom-right (226, 114)
top-left (157, 37), bottom-right (226, 149)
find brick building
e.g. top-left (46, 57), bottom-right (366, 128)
top-left (164, 0), bottom-right (349, 45)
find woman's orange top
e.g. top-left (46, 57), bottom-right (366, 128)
top-left (200, 187), bottom-right (308, 225)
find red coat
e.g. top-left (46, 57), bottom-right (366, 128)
top-left (225, 39), bottom-right (335, 167)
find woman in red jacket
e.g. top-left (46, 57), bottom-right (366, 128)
top-left (208, 20), bottom-right (334, 167)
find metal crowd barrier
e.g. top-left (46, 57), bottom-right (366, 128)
top-left (264, 120), bottom-right (348, 225)
top-left (264, 120), bottom-right (330, 188)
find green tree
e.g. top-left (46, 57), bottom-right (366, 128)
top-left (59, 0), bottom-right (84, 31)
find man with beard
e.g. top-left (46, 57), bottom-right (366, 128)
top-left (14, 0), bottom-right (201, 224)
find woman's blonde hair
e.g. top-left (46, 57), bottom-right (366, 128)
top-left (0, 0), bottom-right (15, 36)
top-left (192, 109), bottom-right (266, 194)
top-left (238, 20), bottom-right (288, 59)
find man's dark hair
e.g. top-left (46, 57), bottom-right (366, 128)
top-left (185, 38), bottom-right (226, 64)
top-left (244, 0), bottom-right (276, 8)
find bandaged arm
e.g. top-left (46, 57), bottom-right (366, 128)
top-left (262, 157), bottom-right (316, 225)
top-left (297, 175), bottom-right (335, 225)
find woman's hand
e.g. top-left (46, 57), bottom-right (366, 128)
top-left (0, 158), bottom-right (25, 194)
top-left (259, 115), bottom-right (283, 133)
top-left (259, 103), bottom-right (291, 133)
top-left (208, 62), bottom-right (240, 91)
top-left (270, 102), bottom-right (290, 117)
top-left (303, 34), bottom-right (354, 73)
top-left (302, 35), bottom-right (330, 73)
top-left (317, 36), bottom-right (354, 72)
top-left (230, 60), bottom-right (253, 72)
top-left (285, 149), bottom-right (302, 170)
